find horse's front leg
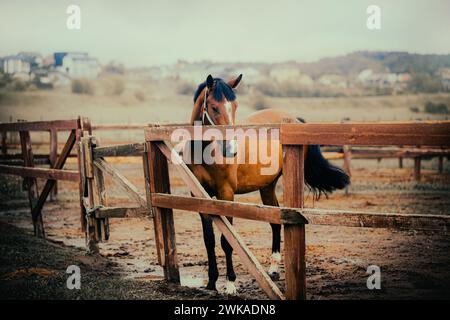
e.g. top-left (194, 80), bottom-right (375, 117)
top-left (268, 223), bottom-right (281, 280)
top-left (199, 213), bottom-right (219, 291)
top-left (217, 187), bottom-right (237, 295)
top-left (260, 183), bottom-right (282, 280)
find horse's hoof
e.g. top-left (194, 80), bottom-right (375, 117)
top-left (269, 272), bottom-right (280, 281)
top-left (204, 282), bottom-right (217, 291)
top-left (224, 280), bottom-right (237, 295)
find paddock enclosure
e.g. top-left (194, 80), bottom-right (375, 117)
top-left (1, 118), bottom-right (450, 300)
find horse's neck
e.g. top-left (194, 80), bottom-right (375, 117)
top-left (190, 92), bottom-right (205, 125)
top-left (184, 140), bottom-right (237, 189)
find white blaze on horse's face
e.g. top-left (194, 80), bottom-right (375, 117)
top-left (223, 100), bottom-right (238, 155)
top-left (224, 101), bottom-right (234, 125)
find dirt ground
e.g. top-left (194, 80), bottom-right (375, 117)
top-left (0, 222), bottom-right (224, 300)
top-left (1, 156), bottom-right (449, 300)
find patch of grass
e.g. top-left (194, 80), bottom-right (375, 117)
top-left (71, 79), bottom-right (95, 95)
top-left (250, 90), bottom-right (269, 110)
top-left (177, 81), bottom-right (196, 95)
top-left (0, 73), bottom-right (13, 88)
top-left (424, 101), bottom-right (449, 114)
top-left (11, 79), bottom-right (31, 92)
top-left (134, 90), bottom-right (146, 102)
top-left (106, 76), bottom-right (125, 96)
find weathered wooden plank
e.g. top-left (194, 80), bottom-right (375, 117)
top-left (93, 143), bottom-right (145, 158)
top-left (281, 122), bottom-right (450, 146)
top-left (1, 131), bottom-right (6, 155)
top-left (92, 124), bottom-right (147, 130)
top-left (283, 145), bottom-right (304, 208)
top-left (342, 145), bottom-right (352, 175)
top-left (414, 157), bottom-right (421, 181)
top-left (156, 141), bottom-right (285, 300)
top-left (0, 164), bottom-right (79, 181)
top-left (282, 144), bottom-right (306, 300)
top-left (142, 145), bottom-right (162, 266)
top-left (0, 153), bottom-right (80, 161)
top-left (152, 192), bottom-right (450, 232)
top-left (0, 154), bottom-right (50, 160)
top-left (81, 137), bottom-right (99, 253)
top-left (50, 128), bottom-right (58, 199)
top-left (147, 141), bottom-right (180, 283)
top-left (151, 193), bottom-right (307, 225)
top-left (20, 130), bottom-right (45, 238)
top-left (93, 158), bottom-right (147, 207)
top-left (351, 152), bottom-right (450, 159)
top-left (350, 148), bottom-right (450, 158)
top-left (94, 206), bottom-right (149, 218)
top-left (145, 124), bottom-right (280, 141)
top-left (438, 156), bottom-right (444, 174)
top-left (76, 118), bottom-right (87, 232)
top-left (284, 224), bottom-right (306, 299)
top-left (0, 119), bottom-right (79, 132)
top-left (92, 137), bottom-right (110, 241)
top-left (302, 209), bottom-right (450, 232)
top-left (0, 158), bottom-right (51, 166)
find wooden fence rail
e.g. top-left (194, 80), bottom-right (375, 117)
top-left (321, 146), bottom-right (450, 181)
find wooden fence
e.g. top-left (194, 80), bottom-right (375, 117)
top-left (1, 118), bottom-right (450, 300)
top-left (322, 145), bottom-right (449, 181)
top-left (139, 120), bottom-right (450, 300)
top-left (0, 117), bottom-right (92, 237)
top-left (3, 122), bottom-right (447, 180)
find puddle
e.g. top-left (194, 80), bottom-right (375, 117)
top-left (180, 275), bottom-right (207, 288)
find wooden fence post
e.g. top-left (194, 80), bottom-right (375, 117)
top-left (80, 136), bottom-right (100, 254)
top-left (19, 130), bottom-right (45, 238)
top-left (49, 128), bottom-right (58, 200)
top-left (398, 145), bottom-right (403, 168)
top-left (92, 137), bottom-right (110, 241)
top-left (282, 143), bottom-right (306, 300)
top-left (342, 145), bottom-right (352, 195)
top-left (145, 140), bottom-right (180, 283)
top-left (143, 144), bottom-right (163, 267)
top-left (1, 131), bottom-right (6, 155)
top-left (414, 157), bottom-right (421, 181)
top-left (76, 117), bottom-right (88, 232)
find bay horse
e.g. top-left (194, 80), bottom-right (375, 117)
top-left (185, 74), bottom-right (350, 295)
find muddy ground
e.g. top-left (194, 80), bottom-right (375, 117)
top-left (1, 156), bottom-right (449, 300)
top-left (0, 222), bottom-right (224, 300)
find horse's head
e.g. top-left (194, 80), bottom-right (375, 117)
top-left (190, 74), bottom-right (242, 158)
top-left (191, 74), bottom-right (242, 126)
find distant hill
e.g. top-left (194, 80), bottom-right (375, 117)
top-left (359, 51), bottom-right (450, 74)
top-left (296, 51), bottom-right (450, 77)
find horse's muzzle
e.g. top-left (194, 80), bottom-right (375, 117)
top-left (219, 139), bottom-right (238, 158)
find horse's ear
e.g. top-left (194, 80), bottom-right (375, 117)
top-left (228, 74), bottom-right (243, 88)
top-left (206, 75), bottom-right (214, 90)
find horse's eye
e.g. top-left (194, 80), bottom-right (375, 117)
top-left (211, 105), bottom-right (220, 114)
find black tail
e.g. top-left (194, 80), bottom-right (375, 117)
top-left (304, 144), bottom-right (350, 199)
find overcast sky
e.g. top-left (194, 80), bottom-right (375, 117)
top-left (1, 0), bottom-right (449, 67)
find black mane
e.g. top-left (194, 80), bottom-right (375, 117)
top-left (193, 78), bottom-right (236, 103)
